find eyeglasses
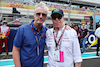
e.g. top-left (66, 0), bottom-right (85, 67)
top-left (36, 13), bottom-right (47, 17)
top-left (51, 16), bottom-right (62, 20)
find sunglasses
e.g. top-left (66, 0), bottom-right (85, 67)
top-left (36, 13), bottom-right (47, 17)
top-left (51, 16), bottom-right (62, 20)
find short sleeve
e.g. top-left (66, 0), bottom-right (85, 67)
top-left (13, 26), bottom-right (24, 47)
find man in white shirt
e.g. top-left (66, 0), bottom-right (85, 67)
top-left (95, 27), bottom-right (100, 56)
top-left (46, 8), bottom-right (82, 67)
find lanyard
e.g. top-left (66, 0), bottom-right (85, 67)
top-left (30, 24), bottom-right (42, 55)
top-left (53, 26), bottom-right (66, 50)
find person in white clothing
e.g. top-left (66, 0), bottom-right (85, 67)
top-left (0, 22), bottom-right (10, 55)
top-left (46, 8), bottom-right (82, 67)
top-left (95, 27), bottom-right (100, 56)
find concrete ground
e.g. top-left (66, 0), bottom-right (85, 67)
top-left (0, 48), bottom-right (100, 67)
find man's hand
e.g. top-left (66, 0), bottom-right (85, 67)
top-left (75, 62), bottom-right (81, 67)
top-left (65, 25), bottom-right (72, 30)
top-left (98, 36), bottom-right (100, 39)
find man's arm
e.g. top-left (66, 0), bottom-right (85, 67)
top-left (73, 30), bottom-right (82, 67)
top-left (75, 62), bottom-right (81, 67)
top-left (12, 45), bottom-right (21, 67)
top-left (85, 32), bottom-right (89, 38)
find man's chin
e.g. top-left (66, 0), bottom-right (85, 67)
top-left (54, 25), bottom-right (59, 28)
top-left (36, 21), bottom-right (44, 25)
top-left (37, 23), bottom-right (43, 25)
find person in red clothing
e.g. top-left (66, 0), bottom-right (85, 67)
top-left (73, 24), bottom-right (83, 43)
top-left (0, 22), bottom-right (10, 55)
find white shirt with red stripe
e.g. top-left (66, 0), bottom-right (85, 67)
top-left (0, 25), bottom-right (10, 37)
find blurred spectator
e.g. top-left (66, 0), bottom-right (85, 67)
top-left (80, 23), bottom-right (89, 53)
top-left (12, 7), bottom-right (20, 14)
top-left (33, 0), bottom-right (36, 3)
top-left (0, 21), bottom-right (10, 55)
top-left (73, 24), bottom-right (83, 43)
top-left (86, 21), bottom-right (90, 30)
top-left (95, 27), bottom-right (100, 56)
top-left (70, 22), bottom-right (74, 28)
top-left (78, 22), bottom-right (82, 29)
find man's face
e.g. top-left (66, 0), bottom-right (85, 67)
top-left (51, 13), bottom-right (64, 28)
top-left (74, 26), bottom-right (78, 30)
top-left (72, 22), bottom-right (74, 25)
top-left (34, 7), bottom-right (47, 25)
top-left (3, 23), bottom-right (7, 25)
top-left (82, 24), bottom-right (85, 29)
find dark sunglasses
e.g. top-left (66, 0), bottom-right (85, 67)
top-left (36, 13), bottom-right (47, 17)
top-left (51, 16), bottom-right (62, 20)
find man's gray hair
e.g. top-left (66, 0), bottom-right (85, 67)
top-left (34, 2), bottom-right (49, 13)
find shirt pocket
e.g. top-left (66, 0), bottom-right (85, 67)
top-left (61, 37), bottom-right (73, 48)
top-left (46, 36), bottom-right (55, 48)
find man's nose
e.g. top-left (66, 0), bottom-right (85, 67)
top-left (40, 14), bottom-right (43, 17)
top-left (55, 18), bottom-right (59, 20)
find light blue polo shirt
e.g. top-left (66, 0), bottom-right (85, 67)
top-left (13, 20), bottom-right (48, 67)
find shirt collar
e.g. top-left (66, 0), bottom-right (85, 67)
top-left (53, 25), bottom-right (65, 33)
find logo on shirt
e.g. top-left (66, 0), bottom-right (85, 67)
top-left (64, 33), bottom-right (67, 36)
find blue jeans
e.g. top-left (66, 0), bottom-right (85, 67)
top-left (81, 38), bottom-right (87, 53)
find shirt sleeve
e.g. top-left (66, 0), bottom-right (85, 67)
top-left (86, 29), bottom-right (89, 34)
top-left (13, 26), bottom-right (24, 47)
top-left (95, 28), bottom-right (100, 37)
top-left (73, 30), bottom-right (82, 63)
top-left (6, 27), bottom-right (10, 36)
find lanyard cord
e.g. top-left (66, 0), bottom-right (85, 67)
top-left (53, 26), bottom-right (66, 50)
top-left (30, 24), bottom-right (42, 55)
